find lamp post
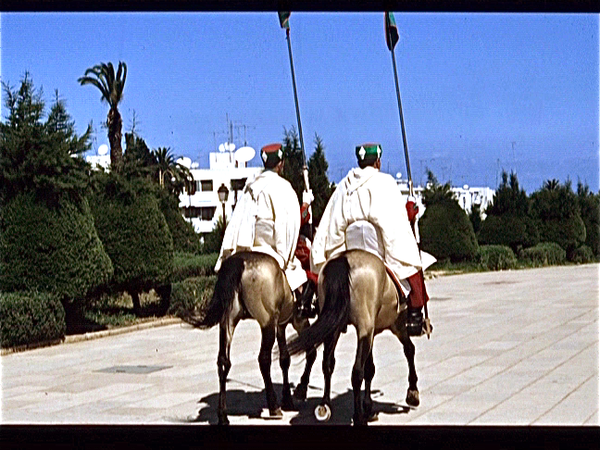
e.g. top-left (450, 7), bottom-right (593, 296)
top-left (217, 183), bottom-right (229, 228)
top-left (159, 168), bottom-right (175, 188)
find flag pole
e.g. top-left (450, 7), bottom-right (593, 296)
top-left (282, 14), bottom-right (313, 236)
top-left (386, 12), bottom-right (430, 338)
top-left (386, 13), bottom-right (414, 198)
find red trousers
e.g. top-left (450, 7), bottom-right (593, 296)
top-left (407, 270), bottom-right (429, 308)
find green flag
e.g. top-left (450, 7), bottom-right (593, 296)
top-left (385, 12), bottom-right (399, 51)
top-left (279, 11), bottom-right (290, 29)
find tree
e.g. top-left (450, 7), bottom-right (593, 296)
top-left (1, 75), bottom-right (93, 207)
top-left (123, 131), bottom-right (155, 179)
top-left (281, 127), bottom-right (306, 200)
top-left (530, 178), bottom-right (586, 259)
top-left (0, 74), bottom-right (113, 330)
top-left (419, 170), bottom-right (478, 262)
top-left (153, 147), bottom-right (194, 197)
top-left (478, 171), bottom-right (539, 253)
top-left (576, 181), bottom-right (599, 258)
top-left (307, 134), bottom-right (335, 227)
top-left (78, 61), bottom-right (127, 172)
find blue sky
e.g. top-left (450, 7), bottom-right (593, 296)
top-left (2, 12), bottom-right (598, 193)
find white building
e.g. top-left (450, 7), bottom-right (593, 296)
top-left (396, 177), bottom-right (495, 218)
top-left (178, 145), bottom-right (262, 234)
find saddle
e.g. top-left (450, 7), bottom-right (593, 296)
top-left (385, 266), bottom-right (408, 313)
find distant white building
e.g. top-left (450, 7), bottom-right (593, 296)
top-left (178, 144), bottom-right (262, 234)
top-left (395, 177), bottom-right (495, 218)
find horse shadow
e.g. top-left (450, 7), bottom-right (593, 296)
top-left (179, 382), bottom-right (411, 425)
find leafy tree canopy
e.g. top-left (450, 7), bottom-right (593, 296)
top-left (1, 73), bottom-right (92, 207)
top-left (486, 171), bottom-right (529, 217)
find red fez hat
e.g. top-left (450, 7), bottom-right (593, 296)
top-left (261, 143), bottom-right (283, 167)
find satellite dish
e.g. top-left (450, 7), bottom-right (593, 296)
top-left (191, 162), bottom-right (199, 169)
top-left (177, 157), bottom-right (192, 168)
top-left (396, 172), bottom-right (402, 179)
top-left (98, 144), bottom-right (109, 155)
top-left (226, 142), bottom-right (236, 152)
top-left (463, 184), bottom-right (469, 190)
top-left (235, 146), bottom-right (256, 163)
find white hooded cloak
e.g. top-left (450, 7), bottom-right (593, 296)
top-left (215, 170), bottom-right (307, 291)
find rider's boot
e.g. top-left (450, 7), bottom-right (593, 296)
top-left (407, 307), bottom-right (424, 336)
top-left (295, 280), bottom-right (317, 319)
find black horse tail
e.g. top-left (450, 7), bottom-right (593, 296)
top-left (181, 255), bottom-right (244, 329)
top-left (287, 256), bottom-right (351, 356)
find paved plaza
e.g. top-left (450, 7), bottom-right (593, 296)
top-left (1, 264), bottom-right (598, 426)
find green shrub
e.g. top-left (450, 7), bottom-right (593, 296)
top-left (478, 215), bottom-right (539, 254)
top-left (420, 200), bottom-right (479, 262)
top-left (173, 252), bottom-right (218, 283)
top-left (519, 242), bottom-right (566, 267)
top-left (477, 245), bottom-right (517, 271)
top-left (89, 173), bottom-right (174, 294)
top-left (0, 291), bottom-right (66, 348)
top-left (570, 245), bottom-right (595, 264)
top-left (169, 275), bottom-right (216, 317)
top-left (0, 193), bottom-right (113, 302)
top-left (157, 190), bottom-right (202, 254)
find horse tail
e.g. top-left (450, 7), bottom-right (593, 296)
top-left (287, 255), bottom-right (351, 356)
top-left (181, 255), bottom-right (244, 329)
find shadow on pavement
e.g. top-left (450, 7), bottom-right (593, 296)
top-left (178, 384), bottom-right (411, 425)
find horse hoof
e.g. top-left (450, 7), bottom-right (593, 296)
top-left (315, 403), bottom-right (331, 422)
top-left (293, 384), bottom-right (308, 402)
top-left (406, 389), bottom-right (420, 407)
top-left (265, 407), bottom-right (283, 419)
top-left (218, 416), bottom-right (230, 426)
top-left (367, 412), bottom-right (379, 422)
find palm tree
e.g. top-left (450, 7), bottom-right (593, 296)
top-left (152, 147), bottom-right (194, 196)
top-left (78, 61), bottom-right (127, 172)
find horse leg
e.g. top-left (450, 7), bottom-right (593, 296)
top-left (217, 322), bottom-right (235, 425)
top-left (258, 325), bottom-right (282, 418)
top-left (393, 314), bottom-right (419, 407)
top-left (363, 350), bottom-right (378, 422)
top-left (291, 316), bottom-right (317, 401)
top-left (352, 332), bottom-right (374, 426)
top-left (276, 323), bottom-right (294, 410)
top-left (321, 329), bottom-right (341, 410)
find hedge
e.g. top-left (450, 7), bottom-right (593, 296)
top-left (172, 252), bottom-right (218, 283)
top-left (570, 245), bottom-right (595, 264)
top-left (157, 190), bottom-right (202, 254)
top-left (89, 174), bottom-right (174, 294)
top-left (478, 214), bottom-right (539, 254)
top-left (1, 291), bottom-right (66, 348)
top-left (419, 200), bottom-right (479, 262)
top-left (169, 275), bottom-right (217, 318)
top-left (519, 242), bottom-right (566, 267)
top-left (477, 245), bottom-right (517, 271)
top-left (0, 192), bottom-right (113, 302)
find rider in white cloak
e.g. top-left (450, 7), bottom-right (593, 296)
top-left (215, 143), bottom-right (307, 292)
top-left (310, 143), bottom-right (435, 336)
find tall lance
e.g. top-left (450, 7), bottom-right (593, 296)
top-left (279, 11), bottom-right (313, 238)
top-left (385, 11), bottom-right (431, 338)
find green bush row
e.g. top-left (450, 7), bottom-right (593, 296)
top-left (519, 242), bottom-right (566, 267)
top-left (477, 245), bottom-right (517, 271)
top-left (172, 252), bottom-right (218, 283)
top-left (0, 291), bottom-right (66, 348)
top-left (169, 275), bottom-right (216, 318)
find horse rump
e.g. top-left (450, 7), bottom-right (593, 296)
top-left (287, 255), bottom-right (351, 356)
top-left (180, 254), bottom-right (245, 329)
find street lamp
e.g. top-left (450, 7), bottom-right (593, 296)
top-left (159, 168), bottom-right (176, 188)
top-left (217, 183), bottom-right (229, 227)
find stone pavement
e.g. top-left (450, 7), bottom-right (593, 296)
top-left (1, 264), bottom-right (598, 426)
